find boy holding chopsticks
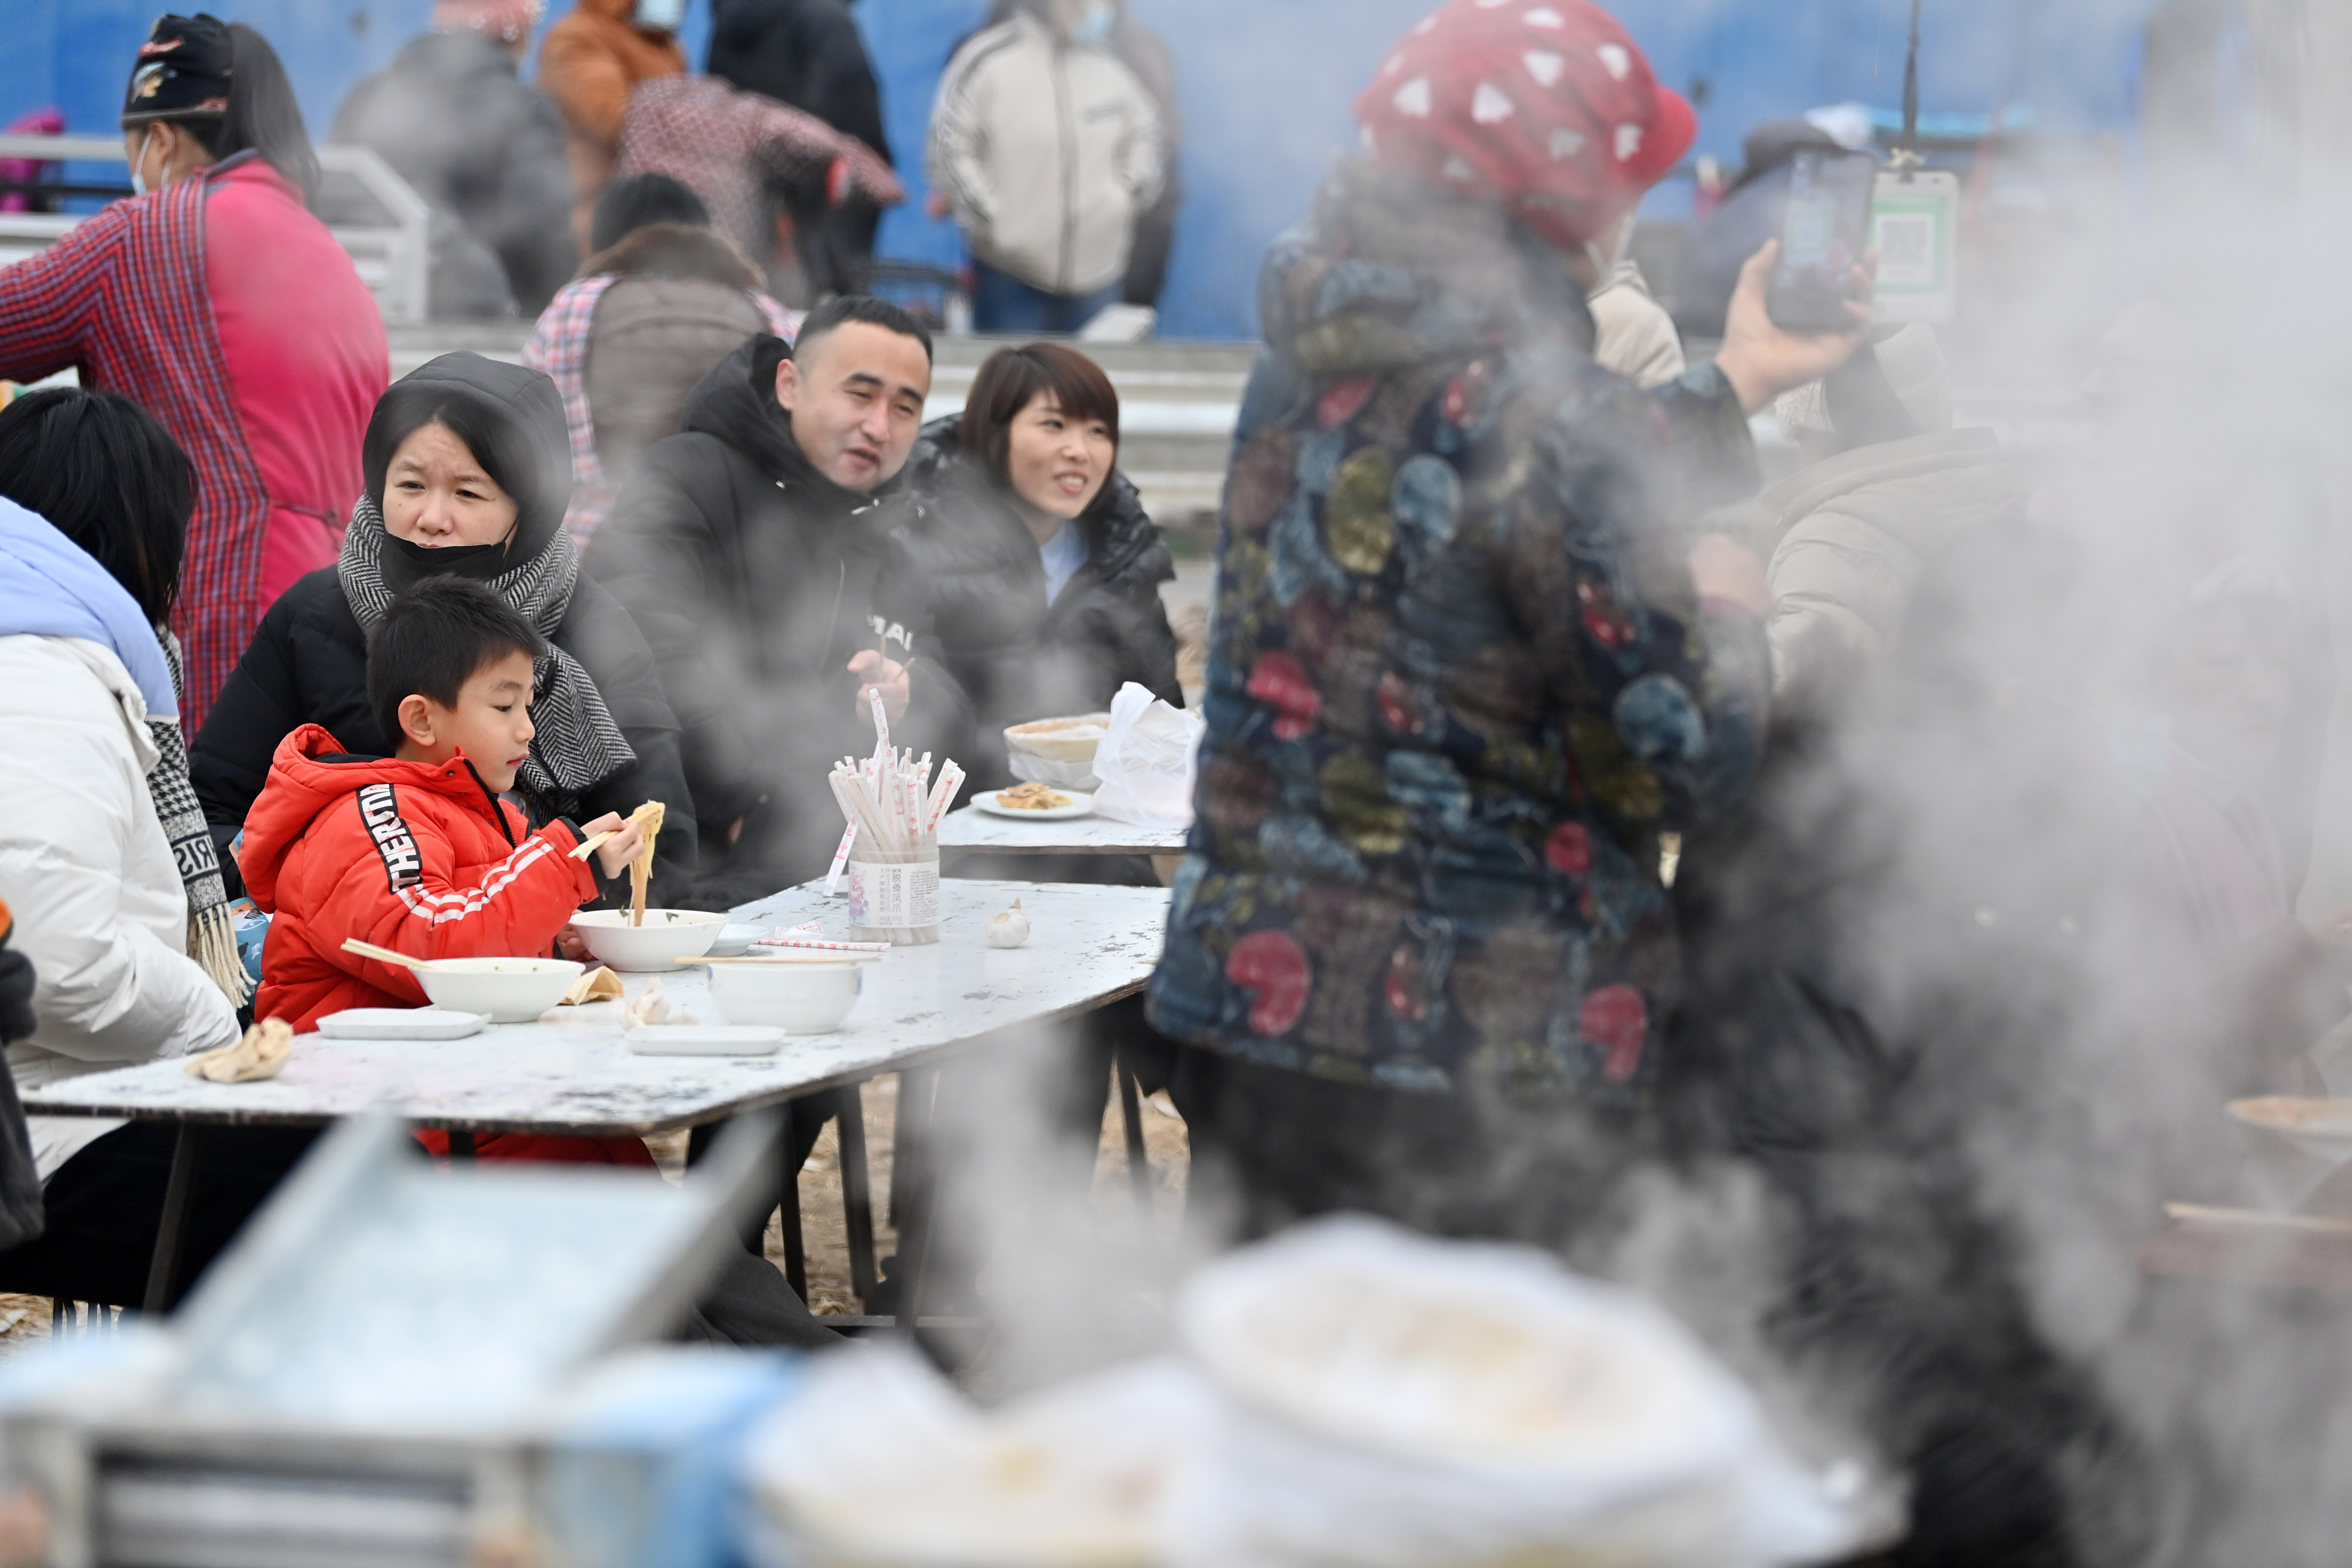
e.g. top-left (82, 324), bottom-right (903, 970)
top-left (236, 582), bottom-right (649, 1162)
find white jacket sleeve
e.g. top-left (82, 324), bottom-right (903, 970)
top-left (928, 41), bottom-right (999, 235)
top-left (1116, 82), bottom-right (1166, 212)
top-left (0, 647), bottom-right (238, 1066)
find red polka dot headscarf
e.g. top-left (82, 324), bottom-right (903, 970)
top-left (1354, 0), bottom-right (1697, 250)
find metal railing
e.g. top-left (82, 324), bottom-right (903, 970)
top-left (0, 134), bottom-right (432, 325)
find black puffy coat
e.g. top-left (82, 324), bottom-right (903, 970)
top-left (886, 423), bottom-right (1179, 789)
top-left (331, 30), bottom-right (578, 317)
top-left (191, 567), bottom-right (697, 909)
top-left (590, 335), bottom-right (967, 905)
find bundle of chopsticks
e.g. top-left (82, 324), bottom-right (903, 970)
top-left (825, 692), bottom-right (964, 890)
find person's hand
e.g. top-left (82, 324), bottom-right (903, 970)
top-left (1687, 533), bottom-right (1770, 618)
top-left (925, 189), bottom-right (953, 221)
top-left (1714, 240), bottom-right (1874, 414)
top-left (579, 812), bottom-right (647, 879)
top-left (849, 651), bottom-right (912, 721)
top-left (555, 923), bottom-right (589, 961)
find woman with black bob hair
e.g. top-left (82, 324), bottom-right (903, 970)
top-left (194, 352), bottom-right (697, 905)
top-left (887, 340), bottom-right (1181, 789)
top-left (0, 388), bottom-right (316, 1311)
top-left (0, 13), bottom-right (389, 728)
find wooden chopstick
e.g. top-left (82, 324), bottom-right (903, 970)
top-left (341, 937), bottom-right (432, 971)
top-left (571, 830), bottom-right (618, 861)
top-left (2163, 1202), bottom-right (2352, 1236)
top-left (677, 953), bottom-right (885, 966)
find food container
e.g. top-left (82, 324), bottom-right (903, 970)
top-left (707, 961), bottom-right (863, 1035)
top-left (571, 909), bottom-right (728, 972)
top-left (1005, 713), bottom-right (1111, 790)
top-left (416, 958), bottom-right (584, 1023)
top-left (847, 844), bottom-right (940, 947)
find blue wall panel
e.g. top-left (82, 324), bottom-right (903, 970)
top-left (0, 0), bottom-right (2160, 339)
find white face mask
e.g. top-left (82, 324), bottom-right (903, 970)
top-left (128, 127), bottom-right (154, 196)
top-left (1073, 0), bottom-right (1115, 45)
top-left (634, 0), bottom-right (686, 30)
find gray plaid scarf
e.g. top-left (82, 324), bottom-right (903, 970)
top-left (337, 498), bottom-right (636, 805)
top-left (147, 630), bottom-right (248, 1004)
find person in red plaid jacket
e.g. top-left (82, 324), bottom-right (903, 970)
top-left (0, 15), bottom-right (388, 728)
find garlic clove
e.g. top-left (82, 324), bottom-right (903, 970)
top-left (985, 898), bottom-right (1031, 948)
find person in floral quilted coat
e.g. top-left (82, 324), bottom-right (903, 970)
top-left (1147, 0), bottom-right (1870, 1241)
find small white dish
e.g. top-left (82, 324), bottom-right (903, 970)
top-left (709, 923), bottom-right (764, 958)
top-left (416, 958), bottom-right (584, 1023)
top-left (708, 961), bottom-right (863, 1035)
top-left (317, 1007), bottom-right (490, 1041)
top-left (572, 909), bottom-right (729, 972)
top-left (626, 1025), bottom-right (786, 1057)
top-left (975, 789), bottom-right (1096, 823)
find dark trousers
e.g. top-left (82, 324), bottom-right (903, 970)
top-left (971, 260), bottom-right (1122, 335)
top-left (1168, 1046), bottom-right (1640, 1249)
top-left (0, 1122), bottom-right (320, 1310)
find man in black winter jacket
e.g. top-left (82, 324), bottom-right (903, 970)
top-left (591, 297), bottom-right (969, 906)
top-left (707, 0), bottom-right (894, 297)
top-left (332, 11), bottom-right (578, 318)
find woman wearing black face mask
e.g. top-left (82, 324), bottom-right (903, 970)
top-left (191, 353), bottom-right (698, 907)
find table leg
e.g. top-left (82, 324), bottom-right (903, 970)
top-left (893, 1066), bottom-right (941, 1331)
top-left (446, 1130), bottom-right (476, 1163)
top-left (142, 1124), bottom-right (204, 1315)
top-left (777, 1133), bottom-right (808, 1299)
top-left (838, 1088), bottom-right (878, 1307)
top-left (1116, 1048), bottom-right (1152, 1211)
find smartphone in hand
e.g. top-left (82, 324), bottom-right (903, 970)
top-left (1766, 149), bottom-right (1876, 331)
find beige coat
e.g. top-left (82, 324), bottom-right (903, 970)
top-left (927, 12), bottom-right (1165, 297)
top-left (1588, 261), bottom-right (1686, 389)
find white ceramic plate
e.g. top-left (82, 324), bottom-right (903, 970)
top-left (709, 924), bottom-right (765, 958)
top-left (318, 1007), bottom-right (490, 1041)
top-left (626, 1025), bottom-right (786, 1057)
top-left (975, 789), bottom-right (1097, 822)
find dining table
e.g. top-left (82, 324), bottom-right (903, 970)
top-left (23, 879), bottom-right (1173, 1326)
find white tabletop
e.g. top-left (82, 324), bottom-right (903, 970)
top-left (937, 802), bottom-right (1190, 857)
top-left (22, 881), bottom-right (1170, 1138)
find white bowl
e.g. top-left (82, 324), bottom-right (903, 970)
top-left (416, 958), bottom-right (584, 1023)
top-left (708, 961), bottom-right (863, 1035)
top-left (571, 909), bottom-right (729, 972)
top-left (1005, 714), bottom-right (1111, 765)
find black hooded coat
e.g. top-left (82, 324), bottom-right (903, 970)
top-left (193, 354), bottom-right (697, 907)
top-left (886, 417), bottom-right (1180, 789)
top-left (590, 334), bottom-right (967, 905)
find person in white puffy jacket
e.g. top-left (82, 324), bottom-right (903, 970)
top-left (927, 0), bottom-right (1165, 332)
top-left (0, 389), bottom-right (316, 1311)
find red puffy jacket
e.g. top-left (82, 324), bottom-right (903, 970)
top-left (237, 724), bottom-right (650, 1167)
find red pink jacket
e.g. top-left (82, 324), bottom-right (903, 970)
top-left (237, 723), bottom-right (597, 1034)
top-left (0, 155), bottom-right (388, 725)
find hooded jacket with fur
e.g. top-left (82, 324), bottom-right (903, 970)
top-left (238, 724), bottom-right (598, 1034)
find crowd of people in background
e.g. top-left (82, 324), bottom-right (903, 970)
top-left (324, 0), bottom-right (1179, 330)
top-left (0, 1), bottom-right (2339, 1562)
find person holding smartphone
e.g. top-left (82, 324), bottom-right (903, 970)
top-left (1147, 0), bottom-right (1871, 1246)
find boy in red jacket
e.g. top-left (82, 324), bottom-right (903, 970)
top-left (238, 577), bottom-right (648, 1161)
